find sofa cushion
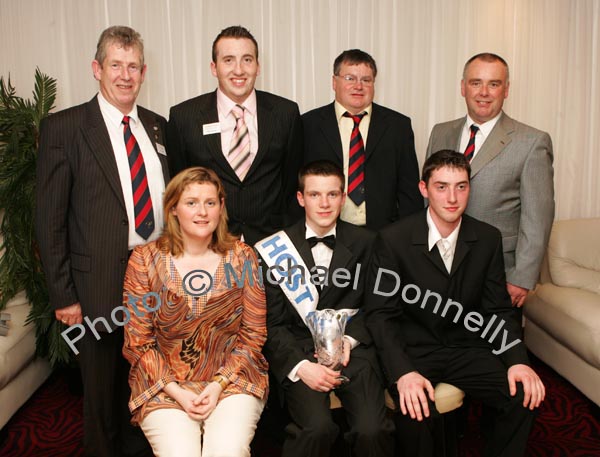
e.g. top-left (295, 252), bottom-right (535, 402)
top-left (526, 283), bottom-right (600, 368)
top-left (4, 290), bottom-right (29, 309)
top-left (0, 302), bottom-right (37, 389)
top-left (547, 218), bottom-right (600, 295)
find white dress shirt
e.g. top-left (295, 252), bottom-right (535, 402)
top-left (426, 208), bottom-right (462, 273)
top-left (459, 111), bottom-right (502, 160)
top-left (97, 92), bottom-right (165, 249)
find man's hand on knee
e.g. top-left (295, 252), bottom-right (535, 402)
top-left (508, 364), bottom-right (545, 410)
top-left (396, 371), bottom-right (435, 422)
top-left (297, 362), bottom-right (341, 392)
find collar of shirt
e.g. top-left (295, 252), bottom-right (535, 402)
top-left (462, 110), bottom-right (502, 146)
top-left (216, 88), bottom-right (257, 118)
top-left (97, 91), bottom-right (139, 128)
top-left (426, 207), bottom-right (461, 254)
top-left (334, 100), bottom-right (372, 122)
top-left (306, 224), bottom-right (336, 270)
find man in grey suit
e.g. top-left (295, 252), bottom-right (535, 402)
top-left (426, 52), bottom-right (554, 307)
top-left (36, 26), bottom-right (168, 456)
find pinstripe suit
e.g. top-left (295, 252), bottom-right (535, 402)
top-left (35, 95), bottom-right (169, 457)
top-left (167, 90), bottom-right (303, 245)
top-left (426, 112), bottom-right (555, 290)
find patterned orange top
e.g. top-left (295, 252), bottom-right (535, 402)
top-left (122, 240), bottom-right (268, 425)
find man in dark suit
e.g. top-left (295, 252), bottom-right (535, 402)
top-left (366, 151), bottom-right (545, 457)
top-left (167, 25), bottom-right (303, 245)
top-left (36, 26), bottom-right (168, 457)
top-left (257, 161), bottom-right (394, 457)
top-left (303, 49), bottom-right (422, 230)
top-left (426, 53), bottom-right (554, 307)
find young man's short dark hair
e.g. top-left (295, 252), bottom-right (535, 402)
top-left (298, 160), bottom-right (345, 193)
top-left (421, 150), bottom-right (471, 184)
top-left (212, 25), bottom-right (259, 62)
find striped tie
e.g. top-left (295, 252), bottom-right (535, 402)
top-left (122, 116), bottom-right (154, 240)
top-left (343, 111), bottom-right (367, 205)
top-left (228, 104), bottom-right (252, 180)
top-left (464, 124), bottom-right (479, 161)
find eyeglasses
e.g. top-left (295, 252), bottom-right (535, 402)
top-left (336, 74), bottom-right (375, 86)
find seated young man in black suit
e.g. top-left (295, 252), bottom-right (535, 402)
top-left (256, 160), bottom-right (394, 457)
top-left (365, 150), bottom-right (545, 457)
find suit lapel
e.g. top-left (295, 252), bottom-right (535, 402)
top-left (364, 103), bottom-right (387, 160)
top-left (470, 112), bottom-right (513, 178)
top-left (81, 97), bottom-right (126, 211)
top-left (318, 103), bottom-right (344, 162)
top-left (412, 212), bottom-right (448, 276)
top-left (246, 91), bottom-right (275, 179)
top-left (138, 108), bottom-right (170, 182)
top-left (449, 220), bottom-right (476, 276)
top-left (198, 91), bottom-right (239, 182)
top-left (320, 224), bottom-right (354, 302)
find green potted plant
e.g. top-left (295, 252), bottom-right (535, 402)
top-left (0, 68), bottom-right (72, 366)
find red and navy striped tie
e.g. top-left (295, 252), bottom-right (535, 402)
top-left (343, 111), bottom-right (367, 205)
top-left (464, 124), bottom-right (479, 161)
top-left (122, 116), bottom-right (154, 239)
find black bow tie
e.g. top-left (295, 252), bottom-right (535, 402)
top-left (307, 235), bottom-right (336, 249)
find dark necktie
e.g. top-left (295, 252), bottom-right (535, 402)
top-left (343, 111), bottom-right (367, 205)
top-left (122, 116), bottom-right (155, 240)
top-left (464, 124), bottom-right (479, 161)
top-left (307, 235), bottom-right (336, 249)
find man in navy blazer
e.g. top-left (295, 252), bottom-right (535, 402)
top-left (303, 49), bottom-right (422, 230)
top-left (167, 26), bottom-right (303, 245)
top-left (366, 151), bottom-right (544, 457)
top-left (36, 27), bottom-right (168, 457)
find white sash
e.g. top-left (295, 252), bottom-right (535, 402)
top-left (255, 231), bottom-right (319, 324)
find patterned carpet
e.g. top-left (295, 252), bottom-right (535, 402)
top-left (0, 355), bottom-right (598, 456)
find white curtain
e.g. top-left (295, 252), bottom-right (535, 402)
top-left (1, 0), bottom-right (598, 220)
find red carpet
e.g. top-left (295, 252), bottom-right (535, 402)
top-left (1, 355), bottom-right (598, 456)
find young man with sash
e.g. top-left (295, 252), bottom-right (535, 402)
top-left (256, 160), bottom-right (394, 457)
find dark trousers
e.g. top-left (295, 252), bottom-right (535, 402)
top-left (77, 328), bottom-right (151, 457)
top-left (281, 356), bottom-right (395, 457)
top-left (394, 347), bottom-right (536, 457)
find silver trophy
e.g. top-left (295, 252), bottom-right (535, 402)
top-left (306, 308), bottom-right (358, 384)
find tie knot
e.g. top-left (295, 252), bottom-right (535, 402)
top-left (343, 111), bottom-right (366, 124)
top-left (122, 116), bottom-right (130, 126)
top-left (470, 124), bottom-right (479, 135)
top-left (232, 104), bottom-right (245, 119)
top-left (307, 235), bottom-right (336, 249)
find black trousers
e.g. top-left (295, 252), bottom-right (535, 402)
top-left (281, 356), bottom-right (395, 457)
top-left (77, 327), bottom-right (151, 457)
top-left (394, 347), bottom-right (537, 457)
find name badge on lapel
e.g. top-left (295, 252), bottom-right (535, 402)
top-left (203, 122), bottom-right (221, 135)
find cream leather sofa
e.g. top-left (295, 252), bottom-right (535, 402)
top-left (524, 218), bottom-right (600, 406)
top-left (0, 216), bottom-right (52, 428)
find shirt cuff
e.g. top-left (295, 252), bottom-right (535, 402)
top-left (343, 335), bottom-right (359, 350)
top-left (287, 359), bottom-right (310, 382)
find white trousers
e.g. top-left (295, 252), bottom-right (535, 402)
top-left (140, 394), bottom-right (265, 457)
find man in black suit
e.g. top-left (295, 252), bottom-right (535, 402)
top-left (365, 151), bottom-right (544, 457)
top-left (167, 25), bottom-right (303, 245)
top-left (36, 26), bottom-right (168, 457)
top-left (303, 49), bottom-right (422, 230)
top-left (257, 160), bottom-right (394, 457)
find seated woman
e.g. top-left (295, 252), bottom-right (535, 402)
top-left (122, 167), bottom-right (268, 457)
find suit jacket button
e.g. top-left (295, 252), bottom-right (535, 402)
top-left (122, 219), bottom-right (128, 226)
top-left (120, 258), bottom-right (127, 264)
